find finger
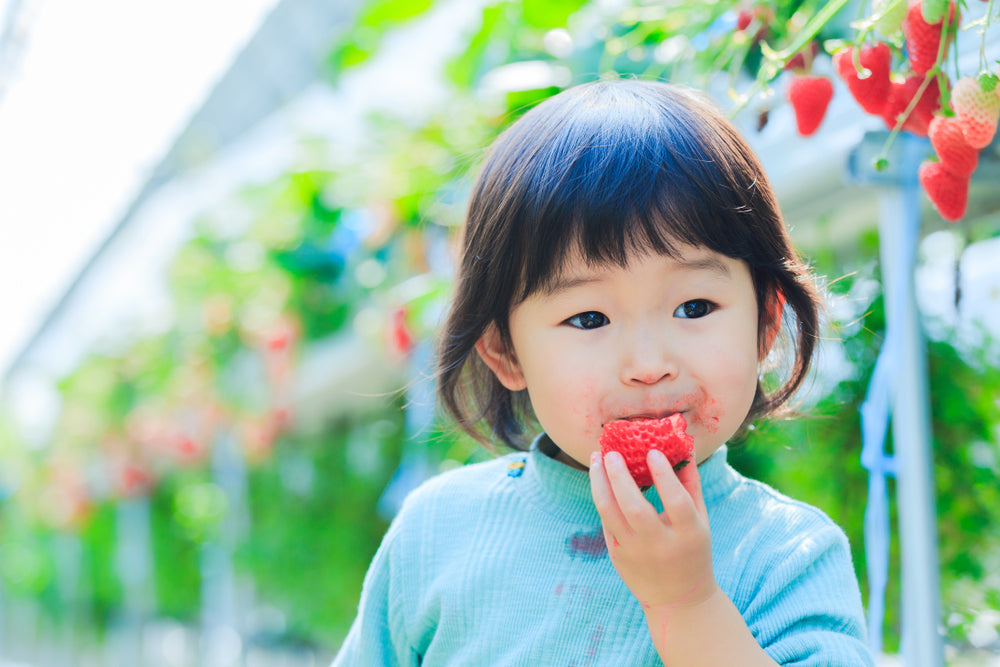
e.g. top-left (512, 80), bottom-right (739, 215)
top-left (603, 451), bottom-right (658, 527)
top-left (674, 450), bottom-right (708, 519)
top-left (648, 449), bottom-right (699, 527)
top-left (589, 452), bottom-right (630, 538)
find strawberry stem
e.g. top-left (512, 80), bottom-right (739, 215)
top-left (729, 0), bottom-right (852, 116)
top-left (874, 2), bottom-right (956, 169)
top-left (980, 0), bottom-right (997, 73)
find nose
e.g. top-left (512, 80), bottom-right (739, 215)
top-left (619, 323), bottom-right (678, 386)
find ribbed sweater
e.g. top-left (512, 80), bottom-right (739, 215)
top-left (333, 436), bottom-right (874, 666)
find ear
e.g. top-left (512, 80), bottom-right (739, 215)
top-left (475, 325), bottom-right (527, 391)
top-left (759, 290), bottom-right (785, 359)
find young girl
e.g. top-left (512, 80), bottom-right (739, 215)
top-left (333, 79), bottom-right (873, 666)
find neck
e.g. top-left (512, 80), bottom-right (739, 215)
top-left (539, 434), bottom-right (589, 472)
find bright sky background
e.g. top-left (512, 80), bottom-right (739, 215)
top-left (0, 0), bottom-right (279, 378)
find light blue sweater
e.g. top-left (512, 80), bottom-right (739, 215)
top-left (334, 436), bottom-right (874, 665)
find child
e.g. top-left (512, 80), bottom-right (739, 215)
top-left (333, 79), bottom-right (874, 666)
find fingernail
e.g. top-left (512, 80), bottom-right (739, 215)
top-left (590, 452), bottom-right (599, 466)
top-left (648, 449), bottom-right (667, 470)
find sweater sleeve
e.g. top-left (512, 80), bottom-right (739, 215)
top-left (331, 519), bottom-right (418, 667)
top-left (744, 521), bottom-right (874, 666)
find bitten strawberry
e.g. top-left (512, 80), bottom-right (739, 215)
top-left (928, 115), bottom-right (980, 177)
top-left (950, 76), bottom-right (1000, 149)
top-left (902, 0), bottom-right (957, 76)
top-left (918, 160), bottom-right (969, 221)
top-left (600, 413), bottom-right (694, 487)
top-left (834, 43), bottom-right (892, 114)
top-left (786, 75), bottom-right (834, 136)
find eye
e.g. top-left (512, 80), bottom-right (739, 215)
top-left (674, 300), bottom-right (714, 319)
top-left (565, 311), bottom-right (609, 330)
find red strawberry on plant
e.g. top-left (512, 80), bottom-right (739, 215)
top-left (736, 8), bottom-right (753, 31)
top-left (880, 75), bottom-right (943, 136)
top-left (918, 160), bottom-right (969, 221)
top-left (902, 0), bottom-right (957, 76)
top-left (833, 43), bottom-right (892, 114)
top-left (928, 115), bottom-right (979, 177)
top-left (388, 306), bottom-right (416, 357)
top-left (600, 413), bottom-right (694, 487)
top-left (950, 76), bottom-right (1000, 149)
top-left (118, 462), bottom-right (155, 498)
top-left (784, 41), bottom-right (820, 72)
top-left (736, 4), bottom-right (773, 42)
top-left (786, 75), bottom-right (834, 136)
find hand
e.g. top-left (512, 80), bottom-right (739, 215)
top-left (589, 448), bottom-right (717, 611)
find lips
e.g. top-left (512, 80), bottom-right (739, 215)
top-left (610, 409), bottom-right (686, 426)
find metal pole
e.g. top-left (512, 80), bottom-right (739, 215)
top-left (875, 133), bottom-right (944, 666)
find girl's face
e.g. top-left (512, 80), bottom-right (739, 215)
top-left (477, 244), bottom-right (771, 469)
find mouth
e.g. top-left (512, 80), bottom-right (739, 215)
top-left (606, 410), bottom-right (686, 426)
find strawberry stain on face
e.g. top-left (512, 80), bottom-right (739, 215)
top-left (684, 390), bottom-right (722, 434)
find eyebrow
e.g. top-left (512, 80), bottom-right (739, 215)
top-left (542, 255), bottom-right (732, 296)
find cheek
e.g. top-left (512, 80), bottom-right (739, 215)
top-left (565, 377), bottom-right (603, 430)
top-left (525, 362), bottom-right (604, 432)
top-left (693, 354), bottom-right (760, 431)
top-left (689, 392), bottom-right (723, 434)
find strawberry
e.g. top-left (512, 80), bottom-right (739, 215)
top-left (833, 43), bottom-right (892, 114)
top-left (786, 75), bottom-right (834, 136)
top-left (950, 76), bottom-right (1000, 149)
top-left (736, 5), bottom-right (774, 41)
top-left (118, 462), bottom-right (155, 498)
top-left (783, 41), bottom-right (820, 72)
top-left (902, 0), bottom-right (957, 76)
top-left (918, 160), bottom-right (969, 221)
top-left (388, 306), bottom-right (416, 356)
top-left (928, 115), bottom-right (979, 177)
top-left (736, 8), bottom-right (753, 31)
top-left (880, 75), bottom-right (943, 136)
top-left (599, 413), bottom-right (694, 487)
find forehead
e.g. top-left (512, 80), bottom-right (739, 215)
top-left (538, 243), bottom-right (739, 296)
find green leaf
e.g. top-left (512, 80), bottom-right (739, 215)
top-left (978, 72), bottom-right (999, 93)
top-left (327, 0), bottom-right (435, 75)
top-left (445, 3), bottom-right (508, 88)
top-left (330, 39), bottom-right (377, 71)
top-left (357, 0), bottom-right (434, 29)
top-left (521, 0), bottom-right (586, 28)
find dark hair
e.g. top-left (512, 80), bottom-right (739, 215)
top-left (437, 78), bottom-right (820, 451)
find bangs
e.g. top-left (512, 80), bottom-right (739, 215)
top-left (495, 81), bottom-right (778, 302)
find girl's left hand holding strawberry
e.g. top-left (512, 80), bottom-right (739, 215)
top-left (590, 449), bottom-right (779, 666)
top-left (589, 448), bottom-right (716, 611)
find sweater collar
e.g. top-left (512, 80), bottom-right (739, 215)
top-left (517, 433), bottom-right (738, 526)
